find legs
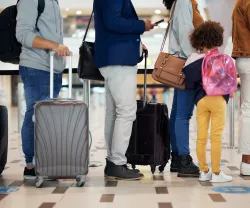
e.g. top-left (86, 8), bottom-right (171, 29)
top-left (170, 89), bottom-right (198, 177)
top-left (103, 79), bottom-right (116, 160)
top-left (175, 89), bottom-right (195, 156)
top-left (169, 88), bottom-right (178, 153)
top-left (100, 66), bottom-right (138, 165)
top-left (210, 96), bottom-right (226, 174)
top-left (19, 66), bottom-right (62, 166)
top-left (100, 66), bottom-right (143, 180)
top-left (236, 58), bottom-right (250, 175)
top-left (196, 98), bottom-right (210, 172)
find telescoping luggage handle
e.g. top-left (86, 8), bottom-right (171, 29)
top-left (143, 49), bottom-right (148, 108)
top-left (50, 51), bottom-right (73, 99)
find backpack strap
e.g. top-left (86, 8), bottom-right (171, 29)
top-left (36, 0), bottom-right (45, 31)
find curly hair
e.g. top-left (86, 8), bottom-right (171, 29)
top-left (190, 21), bottom-right (224, 52)
top-left (162, 0), bottom-right (175, 10)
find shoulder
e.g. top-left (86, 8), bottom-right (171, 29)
top-left (176, 0), bottom-right (192, 10)
top-left (183, 58), bottom-right (203, 72)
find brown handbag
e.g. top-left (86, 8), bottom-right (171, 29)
top-left (152, 1), bottom-right (186, 90)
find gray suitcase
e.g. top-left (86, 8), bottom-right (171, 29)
top-left (34, 52), bottom-right (89, 188)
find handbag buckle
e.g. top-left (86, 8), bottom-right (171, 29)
top-left (160, 54), bottom-right (169, 68)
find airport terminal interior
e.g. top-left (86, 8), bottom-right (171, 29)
top-left (1, 0), bottom-right (250, 208)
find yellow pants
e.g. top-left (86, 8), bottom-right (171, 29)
top-left (196, 96), bottom-right (226, 173)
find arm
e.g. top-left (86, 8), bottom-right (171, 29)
top-left (102, 0), bottom-right (145, 34)
top-left (16, 0), bottom-right (69, 55)
top-left (246, 3), bottom-right (250, 31)
top-left (175, 1), bottom-right (194, 58)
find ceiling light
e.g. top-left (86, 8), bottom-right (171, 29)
top-left (76, 11), bottom-right (82, 15)
top-left (65, 8), bottom-right (70, 11)
top-left (155, 9), bottom-right (161, 14)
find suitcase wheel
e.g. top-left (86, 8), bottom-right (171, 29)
top-left (150, 165), bottom-right (156, 174)
top-left (35, 176), bottom-right (44, 188)
top-left (76, 175), bottom-right (86, 187)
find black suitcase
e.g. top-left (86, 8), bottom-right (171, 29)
top-left (0, 105), bottom-right (8, 175)
top-left (126, 52), bottom-right (170, 174)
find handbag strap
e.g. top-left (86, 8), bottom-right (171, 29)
top-left (82, 11), bottom-right (94, 42)
top-left (160, 0), bottom-right (178, 52)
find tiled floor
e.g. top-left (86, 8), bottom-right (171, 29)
top-left (1, 94), bottom-right (250, 208)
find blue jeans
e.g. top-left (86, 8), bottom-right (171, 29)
top-left (169, 88), bottom-right (195, 156)
top-left (19, 66), bottom-right (62, 165)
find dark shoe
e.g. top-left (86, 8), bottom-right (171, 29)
top-left (107, 162), bottom-right (144, 180)
top-left (178, 155), bottom-right (200, 178)
top-left (24, 167), bottom-right (36, 180)
top-left (104, 159), bottom-right (140, 177)
top-left (170, 152), bottom-right (179, 172)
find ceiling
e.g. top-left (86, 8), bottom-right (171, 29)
top-left (0, 0), bottom-right (166, 9)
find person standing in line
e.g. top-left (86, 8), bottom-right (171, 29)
top-left (162, 0), bottom-right (204, 177)
top-left (232, 0), bottom-right (250, 176)
top-left (184, 21), bottom-right (233, 183)
top-left (94, 0), bottom-right (156, 180)
top-left (16, 0), bottom-right (70, 179)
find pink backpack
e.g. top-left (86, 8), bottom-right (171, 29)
top-left (202, 49), bottom-right (237, 96)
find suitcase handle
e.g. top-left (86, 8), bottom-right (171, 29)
top-left (143, 49), bottom-right (148, 108)
top-left (50, 51), bottom-right (73, 99)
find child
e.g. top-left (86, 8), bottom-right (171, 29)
top-left (183, 21), bottom-right (233, 183)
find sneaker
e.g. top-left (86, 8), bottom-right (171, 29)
top-left (241, 162), bottom-right (250, 176)
top-left (23, 167), bottom-right (36, 180)
top-left (178, 155), bottom-right (200, 177)
top-left (170, 152), bottom-right (179, 172)
top-left (199, 171), bottom-right (212, 181)
top-left (104, 159), bottom-right (140, 177)
top-left (106, 161), bottom-right (144, 180)
top-left (210, 171), bottom-right (233, 183)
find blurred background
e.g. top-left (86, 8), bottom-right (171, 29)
top-left (0, 0), bottom-right (238, 147)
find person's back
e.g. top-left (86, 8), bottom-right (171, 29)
top-left (94, 0), bottom-right (146, 68)
top-left (184, 21), bottom-right (233, 183)
top-left (16, 0), bottom-right (65, 72)
top-left (94, 0), bottom-right (155, 180)
top-left (16, 0), bottom-right (69, 180)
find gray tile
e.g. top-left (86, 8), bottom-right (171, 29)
top-left (52, 187), bottom-right (68, 194)
top-left (38, 203), bottom-right (56, 208)
top-left (0, 179), bottom-right (15, 186)
top-left (240, 175), bottom-right (250, 180)
top-left (100, 194), bottom-right (115, 203)
top-left (227, 166), bottom-right (240, 171)
top-left (155, 187), bottom-right (168, 194)
top-left (199, 181), bottom-right (213, 187)
top-left (158, 203), bottom-right (173, 208)
top-left (10, 160), bottom-right (21, 163)
top-left (209, 194), bottom-right (226, 202)
top-left (153, 175), bottom-right (164, 181)
top-left (9, 181), bottom-right (24, 187)
top-left (0, 194), bottom-right (8, 201)
top-left (105, 181), bottom-right (118, 187)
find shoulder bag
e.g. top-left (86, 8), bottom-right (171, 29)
top-left (152, 1), bottom-right (186, 90)
top-left (77, 11), bottom-right (104, 81)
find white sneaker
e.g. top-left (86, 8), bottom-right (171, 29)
top-left (199, 171), bottom-right (212, 181)
top-left (210, 171), bottom-right (232, 183)
top-left (241, 162), bottom-right (250, 176)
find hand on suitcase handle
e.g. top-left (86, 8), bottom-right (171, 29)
top-left (50, 51), bottom-right (73, 57)
top-left (51, 44), bottom-right (70, 57)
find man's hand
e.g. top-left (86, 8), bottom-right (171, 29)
top-left (142, 44), bottom-right (147, 51)
top-left (144, 20), bottom-right (156, 31)
top-left (52, 44), bottom-right (70, 56)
